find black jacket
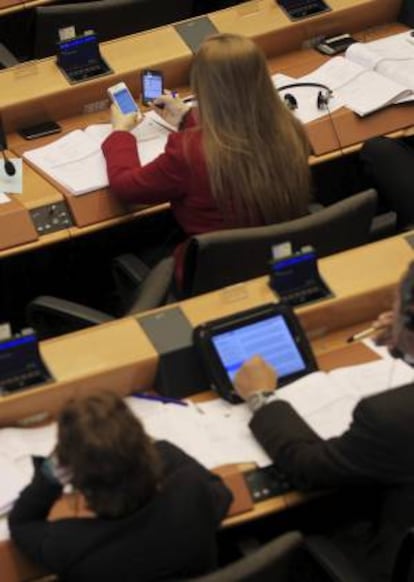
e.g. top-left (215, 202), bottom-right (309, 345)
top-left (9, 441), bottom-right (232, 582)
top-left (250, 383), bottom-right (414, 581)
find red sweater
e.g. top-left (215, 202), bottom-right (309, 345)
top-left (101, 113), bottom-right (225, 237)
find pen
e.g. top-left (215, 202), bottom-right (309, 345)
top-left (346, 326), bottom-right (377, 343)
top-left (132, 392), bottom-right (188, 407)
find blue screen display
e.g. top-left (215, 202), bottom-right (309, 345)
top-left (114, 88), bottom-right (137, 114)
top-left (143, 73), bottom-right (163, 101)
top-left (212, 315), bottom-right (306, 382)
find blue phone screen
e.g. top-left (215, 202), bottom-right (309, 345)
top-left (115, 88), bottom-right (137, 114)
top-left (143, 73), bottom-right (163, 101)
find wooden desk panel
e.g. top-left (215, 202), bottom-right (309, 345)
top-left (0, 26), bottom-right (193, 133)
top-left (181, 233), bottom-right (413, 336)
top-left (0, 317), bottom-right (159, 426)
top-left (0, 230), bottom-right (411, 579)
top-left (211, 0), bottom-right (401, 55)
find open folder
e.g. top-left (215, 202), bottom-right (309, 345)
top-left (23, 113), bottom-right (173, 196)
top-left (300, 31), bottom-right (414, 116)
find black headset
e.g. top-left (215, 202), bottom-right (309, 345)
top-left (277, 82), bottom-right (333, 111)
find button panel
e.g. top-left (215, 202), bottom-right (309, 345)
top-left (29, 202), bottom-right (74, 235)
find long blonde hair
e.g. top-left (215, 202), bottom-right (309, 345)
top-left (190, 33), bottom-right (311, 227)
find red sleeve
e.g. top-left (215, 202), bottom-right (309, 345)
top-left (101, 129), bottom-right (189, 204)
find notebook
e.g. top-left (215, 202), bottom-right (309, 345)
top-left (57, 33), bottom-right (112, 84)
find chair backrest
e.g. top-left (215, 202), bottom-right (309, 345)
top-left (181, 189), bottom-right (377, 297)
top-left (399, 0), bottom-right (414, 28)
top-left (33, 0), bottom-right (194, 58)
top-left (188, 531), bottom-right (303, 582)
top-left (392, 527), bottom-right (414, 582)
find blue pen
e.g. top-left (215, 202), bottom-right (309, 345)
top-left (132, 393), bottom-right (188, 407)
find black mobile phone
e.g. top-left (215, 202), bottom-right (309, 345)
top-left (18, 121), bottom-right (62, 140)
top-left (141, 70), bottom-right (164, 106)
top-left (315, 33), bottom-right (356, 56)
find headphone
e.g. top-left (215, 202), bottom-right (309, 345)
top-left (277, 82), bottom-right (333, 111)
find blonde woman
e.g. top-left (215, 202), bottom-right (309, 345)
top-left (102, 33), bottom-right (311, 282)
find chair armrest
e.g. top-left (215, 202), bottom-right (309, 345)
top-left (369, 211), bottom-right (397, 242)
top-left (112, 254), bottom-right (152, 313)
top-left (304, 535), bottom-right (367, 582)
top-left (26, 296), bottom-right (113, 339)
top-left (127, 257), bottom-right (175, 314)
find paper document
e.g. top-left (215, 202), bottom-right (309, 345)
top-left (272, 73), bottom-right (343, 123)
top-left (1, 356), bottom-right (413, 540)
top-left (300, 31), bottom-right (414, 116)
top-left (23, 113), bottom-right (172, 196)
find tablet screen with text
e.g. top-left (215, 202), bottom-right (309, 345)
top-left (194, 303), bottom-right (317, 403)
top-left (212, 315), bottom-right (306, 382)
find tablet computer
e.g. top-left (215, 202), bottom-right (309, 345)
top-left (194, 303), bottom-right (317, 403)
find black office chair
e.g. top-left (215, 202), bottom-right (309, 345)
top-left (189, 526), bottom-right (414, 582)
top-left (32, 0), bottom-right (194, 58)
top-left (189, 531), bottom-right (304, 582)
top-left (186, 530), bottom-right (377, 582)
top-left (26, 189), bottom-right (379, 339)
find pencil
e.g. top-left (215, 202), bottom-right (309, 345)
top-left (346, 326), bottom-right (377, 343)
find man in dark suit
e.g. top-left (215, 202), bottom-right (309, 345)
top-left (234, 263), bottom-right (414, 582)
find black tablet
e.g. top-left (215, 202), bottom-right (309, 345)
top-left (194, 303), bottom-right (317, 403)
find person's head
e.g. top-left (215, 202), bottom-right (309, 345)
top-left (390, 262), bottom-right (414, 361)
top-left (56, 392), bottom-right (161, 518)
top-left (190, 33), bottom-right (311, 226)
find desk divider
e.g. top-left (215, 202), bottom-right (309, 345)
top-left (307, 104), bottom-right (414, 156)
top-left (62, 188), bottom-right (128, 227)
top-left (0, 196), bottom-right (37, 250)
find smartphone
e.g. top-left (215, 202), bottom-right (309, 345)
top-left (107, 82), bottom-right (139, 114)
top-left (141, 70), bottom-right (164, 106)
top-left (18, 121), bottom-right (62, 140)
top-left (315, 33), bottom-right (356, 56)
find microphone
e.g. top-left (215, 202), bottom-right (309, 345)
top-left (1, 149), bottom-right (16, 176)
top-left (0, 114), bottom-right (16, 176)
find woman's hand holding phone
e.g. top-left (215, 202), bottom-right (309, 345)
top-left (151, 92), bottom-right (191, 129)
top-left (110, 104), bottom-right (142, 132)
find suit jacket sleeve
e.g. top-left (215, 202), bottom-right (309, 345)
top-left (250, 395), bottom-right (405, 491)
top-left (8, 462), bottom-right (63, 565)
top-left (101, 111), bottom-right (197, 205)
top-left (156, 440), bottom-right (233, 523)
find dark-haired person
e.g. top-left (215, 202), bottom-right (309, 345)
top-left (233, 261), bottom-right (414, 582)
top-left (101, 33), bottom-right (311, 284)
top-left (8, 392), bottom-right (232, 582)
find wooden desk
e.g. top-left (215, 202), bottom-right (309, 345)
top-left (0, 0), bottom-right (406, 255)
top-left (0, 230), bottom-right (412, 581)
top-left (0, 229), bottom-right (410, 425)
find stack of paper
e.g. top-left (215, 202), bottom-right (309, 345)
top-left (23, 112), bottom-right (173, 196)
top-left (299, 31), bottom-right (414, 116)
